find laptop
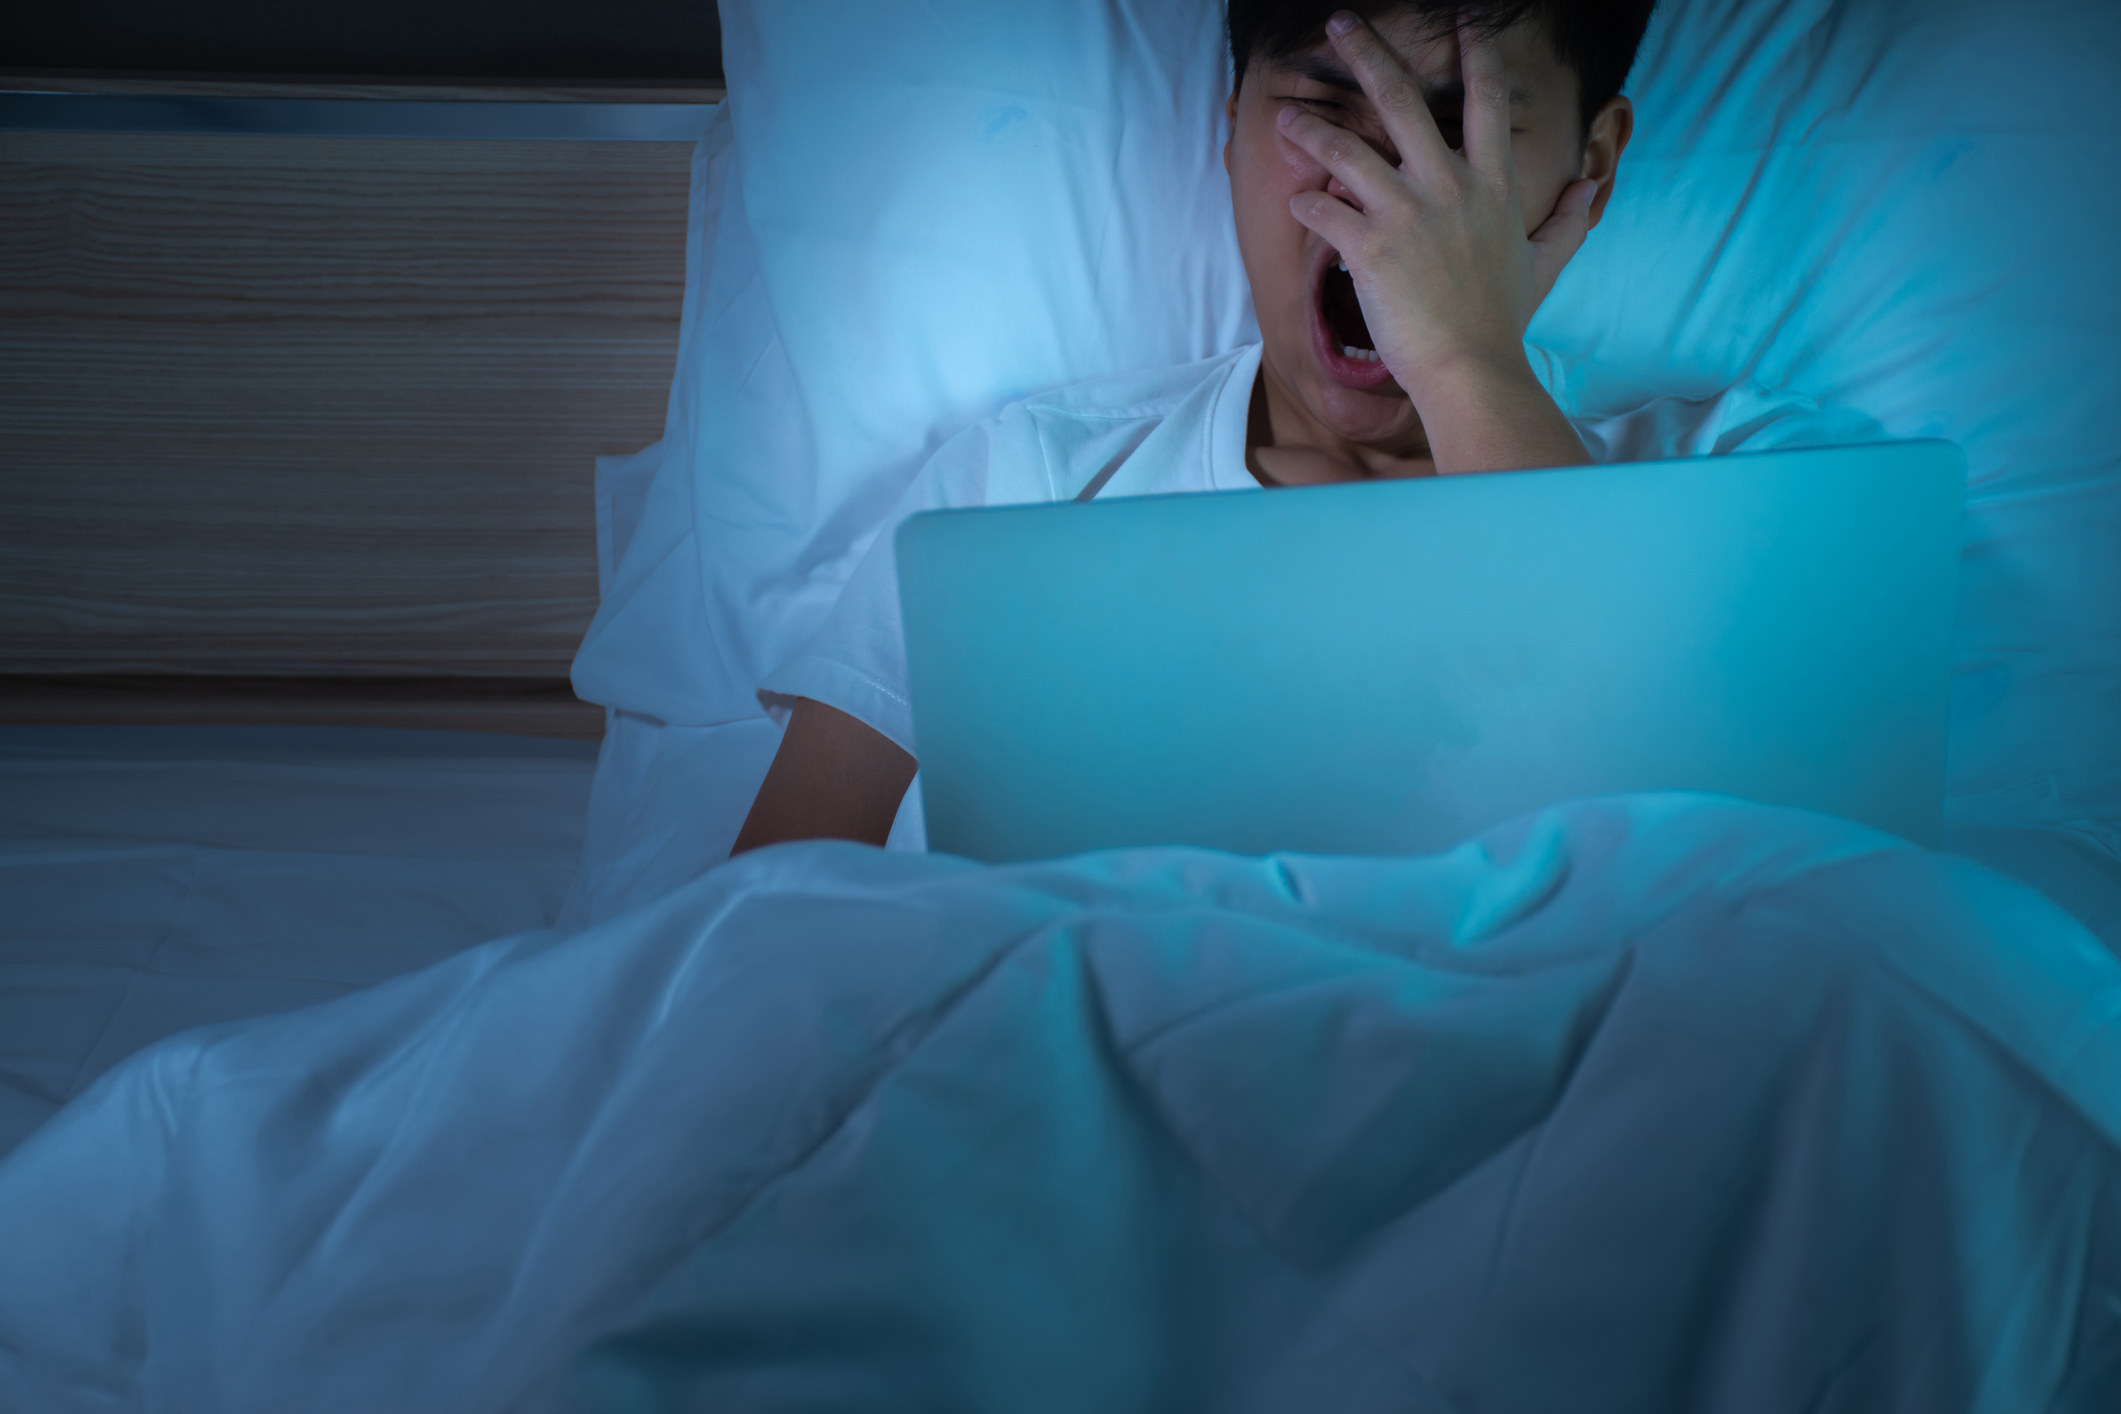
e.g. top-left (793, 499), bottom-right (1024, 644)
top-left (895, 440), bottom-right (1964, 864)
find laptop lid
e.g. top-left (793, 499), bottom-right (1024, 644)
top-left (897, 440), bottom-right (1964, 863)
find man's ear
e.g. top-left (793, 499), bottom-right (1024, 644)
top-left (1579, 94), bottom-right (1634, 229)
top-left (1224, 91), bottom-right (1239, 176)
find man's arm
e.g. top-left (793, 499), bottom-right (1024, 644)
top-left (731, 697), bottom-right (918, 855)
top-left (1406, 349), bottom-right (1591, 474)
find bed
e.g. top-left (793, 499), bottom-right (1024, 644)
top-left (3, 0), bottom-right (2119, 1408)
top-left (0, 725), bottom-right (599, 1161)
top-left (0, 76), bottom-right (710, 1157)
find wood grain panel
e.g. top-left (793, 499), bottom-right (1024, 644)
top-left (0, 673), bottom-right (606, 737)
top-left (0, 127), bottom-right (693, 678)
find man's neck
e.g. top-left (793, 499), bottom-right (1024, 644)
top-left (1242, 357), bottom-right (1437, 487)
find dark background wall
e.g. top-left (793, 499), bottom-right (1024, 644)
top-left (4, 0), bottom-right (723, 81)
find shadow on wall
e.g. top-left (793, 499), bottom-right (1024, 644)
top-left (2, 0), bottom-right (724, 81)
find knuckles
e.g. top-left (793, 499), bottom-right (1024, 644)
top-left (1372, 79), bottom-right (1422, 116)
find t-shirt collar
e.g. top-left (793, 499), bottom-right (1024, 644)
top-left (1207, 342), bottom-right (1267, 492)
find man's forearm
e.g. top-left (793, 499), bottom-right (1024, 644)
top-left (731, 698), bottom-right (917, 856)
top-left (1414, 351), bottom-right (1592, 477)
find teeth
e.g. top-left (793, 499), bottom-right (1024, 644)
top-left (1335, 261), bottom-right (1348, 272)
top-left (1340, 345), bottom-right (1381, 363)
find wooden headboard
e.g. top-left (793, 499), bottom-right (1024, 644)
top-left (0, 78), bottom-right (722, 736)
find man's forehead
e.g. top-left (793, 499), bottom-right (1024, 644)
top-left (1264, 9), bottom-right (1559, 106)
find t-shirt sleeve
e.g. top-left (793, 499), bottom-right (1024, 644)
top-left (755, 404), bottom-right (1051, 755)
top-left (1574, 382), bottom-right (1887, 462)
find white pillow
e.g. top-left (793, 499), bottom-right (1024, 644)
top-left (572, 107), bottom-right (768, 721)
top-left (1529, 0), bottom-right (2121, 842)
top-left (574, 0), bottom-right (1256, 728)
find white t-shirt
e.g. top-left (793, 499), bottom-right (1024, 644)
top-left (758, 340), bottom-right (1882, 767)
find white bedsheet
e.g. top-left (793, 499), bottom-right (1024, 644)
top-left (557, 710), bottom-right (780, 933)
top-left (3, 794), bottom-right (2116, 1410)
top-left (0, 726), bottom-right (597, 1161)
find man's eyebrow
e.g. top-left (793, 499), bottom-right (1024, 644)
top-left (1417, 79), bottom-right (1538, 107)
top-left (1279, 54), bottom-right (1366, 95)
top-left (1278, 57), bottom-right (1531, 107)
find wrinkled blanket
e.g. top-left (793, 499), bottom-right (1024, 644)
top-left (2, 794), bottom-right (2117, 1412)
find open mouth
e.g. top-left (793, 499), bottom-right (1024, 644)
top-left (1311, 253), bottom-right (1396, 390)
top-left (1321, 261), bottom-right (1377, 359)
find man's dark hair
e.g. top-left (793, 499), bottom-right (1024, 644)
top-left (1227, 0), bottom-right (1657, 139)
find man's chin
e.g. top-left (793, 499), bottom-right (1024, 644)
top-left (1305, 370), bottom-right (1415, 443)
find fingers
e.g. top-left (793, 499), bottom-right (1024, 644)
top-left (1527, 178), bottom-right (1596, 305)
top-left (1457, 16), bottom-right (1514, 190)
top-left (1321, 11), bottom-right (1454, 176)
top-left (1277, 104), bottom-right (1398, 212)
top-left (1287, 185), bottom-right (1368, 257)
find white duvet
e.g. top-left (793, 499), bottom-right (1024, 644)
top-left (4, 795), bottom-right (2116, 1411)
